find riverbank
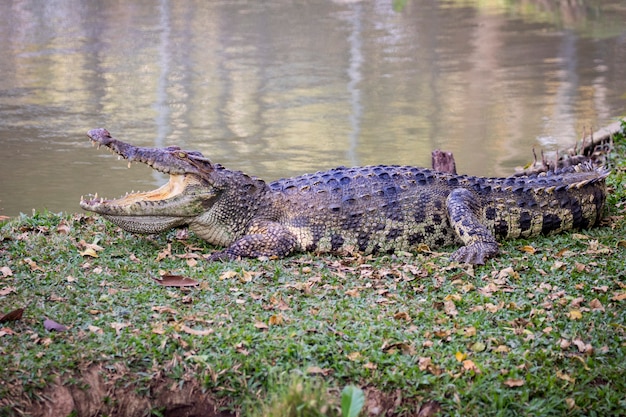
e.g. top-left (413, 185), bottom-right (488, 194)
top-left (1, 121), bottom-right (625, 416)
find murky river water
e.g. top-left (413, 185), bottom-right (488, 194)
top-left (0, 0), bottom-right (625, 216)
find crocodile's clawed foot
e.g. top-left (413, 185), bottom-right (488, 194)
top-left (450, 242), bottom-right (499, 265)
top-left (207, 250), bottom-right (237, 262)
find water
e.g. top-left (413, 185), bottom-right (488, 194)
top-left (1, 0), bottom-right (625, 216)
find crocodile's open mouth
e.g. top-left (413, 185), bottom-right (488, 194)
top-left (80, 174), bottom-right (190, 210)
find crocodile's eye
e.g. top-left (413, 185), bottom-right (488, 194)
top-left (178, 151), bottom-right (187, 158)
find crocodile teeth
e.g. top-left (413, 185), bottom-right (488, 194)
top-left (128, 161), bottom-right (132, 169)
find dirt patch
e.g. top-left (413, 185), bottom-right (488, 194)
top-left (10, 366), bottom-right (440, 417)
top-left (20, 365), bottom-right (234, 417)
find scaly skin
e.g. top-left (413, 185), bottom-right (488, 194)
top-left (80, 128), bottom-right (609, 264)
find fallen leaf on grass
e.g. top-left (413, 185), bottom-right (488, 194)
top-left (470, 341), bottom-right (486, 352)
top-left (254, 321), bottom-right (269, 331)
top-left (518, 245), bottom-right (536, 254)
top-left (219, 270), bottom-right (238, 280)
top-left (0, 266), bottom-right (13, 277)
top-left (462, 326), bottom-right (476, 337)
top-left (0, 308), bottom-right (24, 323)
top-left (268, 314), bottom-right (284, 326)
top-left (0, 327), bottom-right (15, 337)
top-left (44, 318), bottom-right (67, 332)
top-left (180, 324), bottom-right (213, 336)
top-left (462, 359), bottom-right (480, 373)
top-left (153, 275), bottom-right (199, 287)
top-left (88, 325), bottom-right (103, 334)
top-left (455, 351), bottom-right (467, 362)
top-left (155, 244), bottom-right (172, 262)
top-left (503, 378), bottom-right (525, 387)
top-left (572, 339), bottom-right (593, 354)
top-left (589, 298), bottom-right (605, 312)
top-left (110, 322), bottom-right (130, 335)
top-left (443, 300), bottom-right (458, 317)
top-left (24, 258), bottom-right (44, 272)
top-left (56, 221), bottom-right (71, 235)
top-left (567, 310), bottom-right (582, 320)
top-left (382, 341), bottom-right (415, 355)
top-left (306, 366), bottom-right (332, 376)
top-left (556, 370), bottom-right (575, 383)
top-left (0, 287), bottom-right (16, 296)
top-left (393, 311), bottom-right (411, 321)
top-left (611, 292), bottom-right (626, 301)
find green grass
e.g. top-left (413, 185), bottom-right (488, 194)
top-left (1, 122), bottom-right (625, 416)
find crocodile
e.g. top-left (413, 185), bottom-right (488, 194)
top-left (80, 128), bottom-right (609, 264)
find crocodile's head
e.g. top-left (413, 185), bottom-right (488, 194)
top-left (80, 128), bottom-right (222, 234)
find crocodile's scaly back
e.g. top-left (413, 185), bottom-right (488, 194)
top-left (265, 164), bottom-right (607, 261)
top-left (81, 129), bottom-right (608, 264)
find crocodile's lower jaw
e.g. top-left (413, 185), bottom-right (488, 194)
top-left (101, 214), bottom-right (186, 234)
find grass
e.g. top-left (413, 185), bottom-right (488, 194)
top-left (1, 122), bottom-right (625, 416)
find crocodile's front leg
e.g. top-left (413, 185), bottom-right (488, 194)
top-left (209, 221), bottom-right (299, 261)
top-left (446, 188), bottom-right (499, 264)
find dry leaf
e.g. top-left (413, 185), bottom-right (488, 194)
top-left (347, 352), bottom-right (362, 361)
top-left (589, 298), bottom-right (605, 312)
top-left (155, 244), bottom-right (172, 262)
top-left (444, 300), bottom-right (458, 317)
top-left (470, 341), bottom-right (486, 352)
top-left (344, 288), bottom-right (360, 297)
top-left (0, 308), bottom-right (24, 323)
top-left (306, 366), bottom-right (332, 376)
top-left (44, 318), bottom-right (68, 332)
top-left (556, 370), bottom-right (575, 383)
top-left (88, 325), bottom-right (103, 334)
top-left (567, 310), bottom-right (582, 320)
top-left (494, 345), bottom-right (510, 353)
top-left (519, 245), bottom-right (536, 254)
top-left (220, 270), bottom-right (238, 280)
top-left (393, 311), bottom-right (410, 321)
top-left (110, 322), bottom-right (130, 335)
top-left (363, 362), bottom-right (377, 370)
top-left (0, 287), bottom-right (16, 296)
top-left (56, 222), bottom-right (71, 234)
top-left (0, 327), bottom-right (15, 337)
top-left (611, 292), bottom-right (626, 301)
top-left (463, 326), bottom-right (477, 337)
top-left (79, 247), bottom-right (99, 258)
top-left (180, 324), bottom-right (213, 336)
top-left (254, 321), bottom-right (269, 331)
top-left (503, 378), bottom-right (524, 387)
top-left (0, 266), bottom-right (13, 277)
top-left (455, 351), bottom-right (467, 362)
top-left (418, 357), bottom-right (432, 371)
top-left (268, 314), bottom-right (284, 326)
top-left (572, 339), bottom-right (593, 353)
top-left (382, 341), bottom-right (415, 355)
top-left (153, 275), bottom-right (199, 287)
top-left (462, 359), bottom-right (480, 373)
top-left (24, 258), bottom-right (44, 271)
top-left (565, 398), bottom-right (576, 410)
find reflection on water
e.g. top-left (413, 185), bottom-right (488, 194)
top-left (0, 0), bottom-right (624, 216)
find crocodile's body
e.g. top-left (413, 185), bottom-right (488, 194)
top-left (80, 129), bottom-right (609, 264)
